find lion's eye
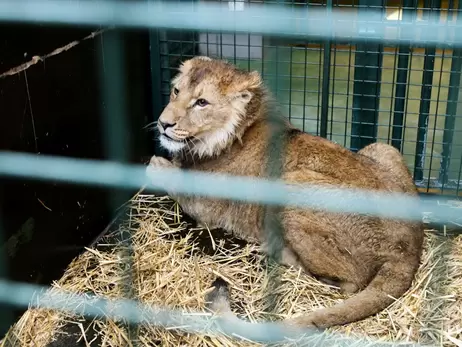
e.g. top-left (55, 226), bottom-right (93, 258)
top-left (173, 88), bottom-right (179, 95)
top-left (195, 99), bottom-right (209, 107)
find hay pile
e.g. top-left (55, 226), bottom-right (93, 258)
top-left (1, 193), bottom-right (461, 346)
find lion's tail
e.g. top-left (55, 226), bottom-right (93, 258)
top-left (206, 260), bottom-right (418, 344)
top-left (286, 259), bottom-right (417, 328)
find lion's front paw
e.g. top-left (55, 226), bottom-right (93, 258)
top-left (146, 156), bottom-right (175, 182)
top-left (147, 155), bottom-right (174, 169)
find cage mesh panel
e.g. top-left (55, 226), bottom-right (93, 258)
top-left (157, 0), bottom-right (462, 195)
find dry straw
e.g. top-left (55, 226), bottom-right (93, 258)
top-left (1, 193), bottom-right (461, 346)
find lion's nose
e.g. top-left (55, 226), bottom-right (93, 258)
top-left (158, 120), bottom-right (176, 130)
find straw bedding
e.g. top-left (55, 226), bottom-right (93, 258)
top-left (1, 193), bottom-right (461, 346)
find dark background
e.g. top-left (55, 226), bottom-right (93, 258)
top-left (0, 23), bottom-right (156, 336)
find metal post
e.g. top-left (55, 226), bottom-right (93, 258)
top-left (391, 0), bottom-right (418, 152)
top-left (149, 28), bottom-right (165, 157)
top-left (0, 186), bottom-right (13, 337)
top-left (98, 28), bottom-right (137, 343)
top-left (262, 0), bottom-right (286, 318)
top-left (320, 0), bottom-right (333, 139)
top-left (443, 64), bottom-right (462, 189)
top-left (413, 0), bottom-right (442, 182)
top-left (439, 0), bottom-right (462, 186)
top-left (350, 0), bottom-right (385, 152)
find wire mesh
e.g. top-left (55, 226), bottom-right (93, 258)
top-left (155, 0), bottom-right (462, 195)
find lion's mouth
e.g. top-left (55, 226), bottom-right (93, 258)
top-left (161, 133), bottom-right (194, 143)
top-left (161, 133), bottom-right (182, 142)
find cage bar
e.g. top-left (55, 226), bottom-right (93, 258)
top-left (262, 0), bottom-right (286, 317)
top-left (439, 0), bottom-right (462, 187)
top-left (149, 28), bottom-right (167, 157)
top-left (438, 52), bottom-right (462, 185)
top-left (350, 0), bottom-right (384, 152)
top-left (391, 0), bottom-right (418, 152)
top-left (0, 204), bottom-right (13, 336)
top-left (320, 0), bottom-right (333, 139)
top-left (413, 0), bottom-right (442, 182)
top-left (98, 29), bottom-right (137, 342)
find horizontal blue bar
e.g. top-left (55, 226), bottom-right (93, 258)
top-left (0, 1), bottom-right (460, 47)
top-left (0, 151), bottom-right (455, 225)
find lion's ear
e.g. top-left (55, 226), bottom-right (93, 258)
top-left (228, 70), bottom-right (261, 105)
top-left (179, 58), bottom-right (194, 74)
top-left (246, 71), bottom-right (262, 89)
top-left (232, 70), bottom-right (262, 95)
top-left (227, 89), bottom-right (254, 107)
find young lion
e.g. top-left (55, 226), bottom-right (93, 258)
top-left (146, 56), bottom-right (424, 333)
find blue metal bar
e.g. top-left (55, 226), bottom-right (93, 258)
top-left (0, 151), bottom-right (460, 225)
top-left (0, 278), bottom-right (424, 347)
top-left (0, 1), bottom-right (461, 48)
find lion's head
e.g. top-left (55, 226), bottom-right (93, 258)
top-left (156, 56), bottom-right (263, 158)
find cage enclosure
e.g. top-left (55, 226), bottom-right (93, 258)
top-left (1, 0), bottom-right (462, 346)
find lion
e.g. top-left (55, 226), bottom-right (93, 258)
top-left (145, 56), bottom-right (424, 339)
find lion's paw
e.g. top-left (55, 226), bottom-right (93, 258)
top-left (147, 155), bottom-right (173, 169)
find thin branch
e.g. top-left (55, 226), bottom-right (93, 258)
top-left (0, 28), bottom-right (110, 79)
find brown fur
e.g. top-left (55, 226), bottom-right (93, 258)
top-left (146, 56), bottom-right (424, 330)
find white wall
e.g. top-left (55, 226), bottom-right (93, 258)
top-left (198, 0), bottom-right (263, 60)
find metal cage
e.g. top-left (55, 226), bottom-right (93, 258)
top-left (150, 0), bottom-right (462, 196)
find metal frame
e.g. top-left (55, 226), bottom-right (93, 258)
top-left (350, 0), bottom-right (385, 152)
